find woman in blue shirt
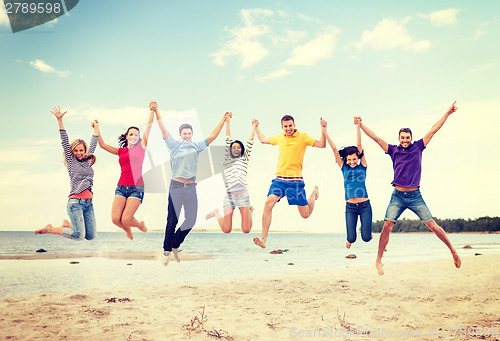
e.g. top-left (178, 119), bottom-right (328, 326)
top-left (324, 116), bottom-right (372, 248)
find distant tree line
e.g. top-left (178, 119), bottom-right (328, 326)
top-left (372, 217), bottom-right (500, 233)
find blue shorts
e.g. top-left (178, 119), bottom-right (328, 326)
top-left (115, 185), bottom-right (144, 202)
top-left (267, 178), bottom-right (308, 206)
top-left (223, 190), bottom-right (251, 208)
top-left (384, 189), bottom-right (433, 223)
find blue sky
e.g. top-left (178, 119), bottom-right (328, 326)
top-left (1, 0), bottom-right (499, 233)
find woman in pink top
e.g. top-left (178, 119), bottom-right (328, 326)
top-left (94, 103), bottom-right (155, 240)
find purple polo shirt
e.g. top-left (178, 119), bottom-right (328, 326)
top-left (386, 139), bottom-right (425, 188)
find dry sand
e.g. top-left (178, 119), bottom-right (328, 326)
top-left (1, 254), bottom-right (499, 341)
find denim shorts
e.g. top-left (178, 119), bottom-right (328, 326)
top-left (267, 178), bottom-right (308, 206)
top-left (384, 189), bottom-right (433, 223)
top-left (115, 185), bottom-right (144, 202)
top-left (223, 190), bottom-right (251, 208)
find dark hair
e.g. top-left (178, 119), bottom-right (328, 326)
top-left (281, 115), bottom-right (294, 124)
top-left (338, 146), bottom-right (362, 163)
top-left (229, 140), bottom-right (245, 158)
top-left (179, 123), bottom-right (193, 134)
top-left (398, 128), bottom-right (412, 137)
top-left (118, 126), bottom-right (141, 148)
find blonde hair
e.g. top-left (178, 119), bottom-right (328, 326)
top-left (64, 139), bottom-right (97, 166)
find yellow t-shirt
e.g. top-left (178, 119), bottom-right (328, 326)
top-left (269, 130), bottom-right (317, 177)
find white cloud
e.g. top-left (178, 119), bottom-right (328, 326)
top-left (284, 26), bottom-right (340, 66)
top-left (462, 30), bottom-right (486, 42)
top-left (297, 13), bottom-right (322, 24)
top-left (240, 8), bottom-right (273, 26)
top-left (466, 63), bottom-right (496, 75)
top-left (1, 147), bottom-right (49, 163)
top-left (419, 8), bottom-right (460, 27)
top-left (0, 5), bottom-right (9, 27)
top-left (355, 19), bottom-right (431, 52)
top-left (381, 63), bottom-right (395, 69)
top-left (269, 29), bottom-right (308, 45)
top-left (211, 9), bottom-right (274, 68)
top-left (29, 60), bottom-right (69, 77)
top-left (255, 68), bottom-right (291, 82)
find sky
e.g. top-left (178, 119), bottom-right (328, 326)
top-left (1, 0), bottom-right (499, 233)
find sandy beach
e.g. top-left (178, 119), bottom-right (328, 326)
top-left (1, 254), bottom-right (499, 341)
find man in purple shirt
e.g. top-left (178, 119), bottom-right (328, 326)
top-left (359, 102), bottom-right (461, 275)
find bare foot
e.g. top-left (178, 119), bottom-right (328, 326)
top-left (35, 224), bottom-right (52, 234)
top-left (123, 227), bottom-right (133, 240)
top-left (312, 186), bottom-right (319, 200)
top-left (346, 241), bottom-right (351, 249)
top-left (62, 220), bottom-right (72, 228)
top-left (452, 251), bottom-right (461, 269)
top-left (205, 209), bottom-right (218, 220)
top-left (253, 237), bottom-right (266, 248)
top-left (375, 260), bottom-right (384, 276)
top-left (138, 221), bottom-right (148, 232)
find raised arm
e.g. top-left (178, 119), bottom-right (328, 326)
top-left (206, 112), bottom-right (229, 145)
top-left (225, 112), bottom-right (231, 137)
top-left (150, 101), bottom-right (169, 140)
top-left (423, 101), bottom-right (457, 147)
top-left (358, 118), bottom-right (388, 153)
top-left (52, 107), bottom-right (72, 165)
top-left (354, 116), bottom-right (367, 167)
top-left (88, 120), bottom-right (99, 154)
top-left (141, 102), bottom-right (156, 148)
top-left (322, 120), bottom-right (343, 168)
top-left (253, 119), bottom-right (270, 144)
top-left (249, 119), bottom-right (256, 141)
top-left (313, 117), bottom-right (326, 148)
top-left (92, 121), bottom-right (119, 155)
top-left (51, 106), bottom-right (67, 130)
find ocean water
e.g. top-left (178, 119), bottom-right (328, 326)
top-left (1, 231), bottom-right (499, 297)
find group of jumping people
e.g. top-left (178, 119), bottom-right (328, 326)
top-left (35, 101), bottom-right (461, 275)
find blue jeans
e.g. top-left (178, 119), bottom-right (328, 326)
top-left (384, 189), bottom-right (433, 223)
top-left (63, 198), bottom-right (96, 241)
top-left (345, 200), bottom-right (372, 243)
top-left (163, 181), bottom-right (198, 252)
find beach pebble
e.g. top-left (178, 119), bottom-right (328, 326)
top-left (36, 248), bottom-right (47, 253)
top-left (127, 263), bottom-right (133, 266)
top-left (474, 253), bottom-right (482, 256)
top-left (345, 254), bottom-right (357, 259)
top-left (463, 245), bottom-right (472, 249)
top-left (270, 249), bottom-right (288, 254)
top-left (69, 261), bottom-right (79, 264)
top-left (288, 263), bottom-right (294, 266)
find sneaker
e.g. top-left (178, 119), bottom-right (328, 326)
top-left (172, 248), bottom-right (181, 263)
top-left (162, 251), bottom-right (170, 266)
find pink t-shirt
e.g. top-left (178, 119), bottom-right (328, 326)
top-left (118, 144), bottom-right (146, 186)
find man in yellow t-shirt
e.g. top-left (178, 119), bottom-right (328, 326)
top-left (253, 115), bottom-right (326, 248)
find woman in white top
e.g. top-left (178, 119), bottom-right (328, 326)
top-left (206, 114), bottom-right (256, 233)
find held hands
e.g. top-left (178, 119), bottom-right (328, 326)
top-left (224, 112), bottom-right (232, 121)
top-left (354, 116), bottom-right (362, 127)
top-left (51, 106), bottom-right (67, 120)
top-left (320, 117), bottom-right (327, 129)
top-left (252, 118), bottom-right (259, 127)
top-left (446, 101), bottom-right (457, 116)
top-left (91, 120), bottom-right (99, 130)
top-left (149, 100), bottom-right (158, 112)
